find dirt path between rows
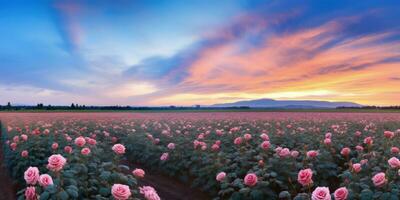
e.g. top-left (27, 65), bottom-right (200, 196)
top-left (123, 161), bottom-right (212, 200)
top-left (0, 122), bottom-right (17, 200)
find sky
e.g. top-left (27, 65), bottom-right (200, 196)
top-left (1, 0), bottom-right (400, 106)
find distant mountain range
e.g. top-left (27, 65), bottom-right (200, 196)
top-left (211, 98), bottom-right (362, 108)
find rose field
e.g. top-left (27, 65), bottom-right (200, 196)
top-left (1, 112), bottom-right (400, 200)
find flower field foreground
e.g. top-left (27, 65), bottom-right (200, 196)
top-left (1, 112), bottom-right (400, 200)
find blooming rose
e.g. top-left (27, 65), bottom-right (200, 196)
top-left (334, 187), bottom-right (348, 200)
top-left (340, 147), bottom-right (351, 157)
top-left (356, 145), bottom-right (364, 151)
top-left (160, 152), bottom-right (169, 161)
top-left (372, 172), bottom-right (387, 187)
top-left (307, 150), bottom-right (319, 158)
top-left (10, 142), bottom-right (17, 151)
top-left (64, 146), bottom-right (73, 154)
top-left (51, 143), bottom-right (58, 150)
top-left (24, 167), bottom-right (39, 185)
top-left (352, 163), bottom-right (361, 173)
top-left (39, 174), bottom-right (53, 187)
top-left (81, 147), bottom-right (91, 155)
top-left (47, 154), bottom-right (67, 172)
top-left (291, 150), bottom-right (299, 158)
top-left (324, 138), bottom-right (331, 145)
top-left (260, 133), bottom-right (269, 141)
top-left (211, 144), bottom-right (220, 151)
top-left (325, 132), bottom-right (332, 139)
top-left (21, 134), bottom-right (28, 141)
top-left (74, 136), bottom-right (86, 147)
top-left (25, 186), bottom-right (37, 200)
top-left (355, 131), bottom-right (362, 137)
top-left (244, 173), bottom-right (258, 186)
top-left (363, 136), bottom-right (373, 145)
top-left (111, 184), bottom-right (131, 200)
top-left (216, 172), bottom-right (226, 182)
top-left (132, 168), bottom-right (145, 178)
top-left (234, 137), bottom-right (242, 145)
top-left (21, 150), bottom-right (29, 157)
top-left (279, 148), bottom-right (291, 157)
top-left (312, 187), bottom-right (331, 200)
top-left (260, 141), bottom-right (270, 150)
top-left (140, 186), bottom-right (160, 200)
top-left (297, 168), bottom-right (313, 186)
top-left (112, 144), bottom-right (126, 155)
top-left (167, 143), bottom-right (175, 150)
top-left (384, 131), bottom-right (395, 139)
top-left (244, 133), bottom-right (252, 141)
top-left (388, 157), bottom-right (400, 168)
top-left (391, 147), bottom-right (399, 154)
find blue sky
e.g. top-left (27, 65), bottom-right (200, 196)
top-left (1, 0), bottom-right (400, 106)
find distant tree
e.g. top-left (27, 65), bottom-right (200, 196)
top-left (7, 102), bottom-right (11, 109)
top-left (71, 103), bottom-right (75, 109)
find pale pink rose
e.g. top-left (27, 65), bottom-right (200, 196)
top-left (355, 131), bottom-right (362, 137)
top-left (324, 138), bottom-right (331, 145)
top-left (216, 172), bottom-right (226, 182)
top-left (39, 174), bottom-right (53, 187)
top-left (81, 147), bottom-right (91, 155)
top-left (13, 136), bottom-right (19, 143)
top-left (211, 144), bottom-right (220, 151)
top-left (260, 133), bottom-right (269, 141)
top-left (279, 148), bottom-right (291, 157)
top-left (111, 184), bottom-right (131, 200)
top-left (25, 186), bottom-right (37, 200)
top-left (154, 138), bottom-right (160, 144)
top-left (51, 143), bottom-right (58, 150)
top-left (234, 137), bottom-right (243, 145)
top-left (24, 167), bottom-right (39, 185)
top-left (334, 187), bottom-right (348, 200)
top-left (74, 136), bottom-right (86, 147)
top-left (167, 143), bottom-right (175, 150)
top-left (372, 172), bottom-right (387, 187)
top-left (140, 186), bottom-right (160, 200)
top-left (160, 152), bottom-right (169, 161)
top-left (244, 173), bottom-right (258, 187)
top-left (307, 150), bottom-right (319, 158)
top-left (388, 157), bottom-right (400, 168)
top-left (260, 141), bottom-right (270, 150)
top-left (384, 131), bottom-right (395, 139)
top-left (244, 133), bottom-right (252, 141)
top-left (47, 154), bottom-right (67, 172)
top-left (391, 147), bottom-right (399, 154)
top-left (363, 137), bottom-right (373, 145)
top-left (21, 150), bottom-right (29, 157)
top-left (325, 132), bottom-right (332, 139)
top-left (356, 145), bottom-right (364, 151)
top-left (352, 163), bottom-right (361, 173)
top-left (341, 147), bottom-right (351, 157)
top-left (112, 144), bottom-right (126, 155)
top-left (297, 168), bottom-right (313, 186)
top-left (275, 146), bottom-right (283, 153)
top-left (201, 144), bottom-right (207, 150)
top-left (21, 134), bottom-right (28, 141)
top-left (132, 168), bottom-right (145, 178)
top-left (291, 150), bottom-right (299, 158)
top-left (360, 159), bottom-right (368, 165)
top-left (312, 187), bottom-right (331, 200)
top-left (64, 146), bottom-right (73, 154)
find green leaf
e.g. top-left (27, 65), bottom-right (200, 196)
top-left (39, 192), bottom-right (50, 200)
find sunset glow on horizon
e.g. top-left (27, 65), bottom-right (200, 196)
top-left (1, 1), bottom-right (399, 106)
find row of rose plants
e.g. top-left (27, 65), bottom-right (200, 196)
top-left (1, 119), bottom-right (160, 200)
top-left (122, 119), bottom-right (400, 199)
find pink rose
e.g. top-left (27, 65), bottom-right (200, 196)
top-left (140, 186), bottom-right (160, 200)
top-left (391, 147), bottom-right (399, 154)
top-left (340, 147), bottom-right (351, 157)
top-left (325, 132), bottom-right (332, 139)
top-left (384, 131), bottom-right (395, 139)
top-left (312, 187), bottom-right (331, 200)
top-left (388, 157), bottom-right (400, 168)
top-left (260, 133), bottom-right (269, 141)
top-left (324, 138), bottom-right (331, 145)
top-left (355, 131), bottom-right (362, 137)
top-left (132, 168), bottom-right (145, 178)
top-left (10, 142), bottom-right (17, 151)
top-left (360, 159), bottom-right (368, 165)
top-left (234, 137), bottom-right (243, 145)
top-left (25, 186), bottom-right (37, 200)
top-left (216, 172), bottom-right (226, 182)
top-left (307, 150), bottom-right (319, 158)
top-left (39, 174), bottom-right (53, 187)
top-left (47, 154), bottom-right (67, 172)
top-left (291, 150), bottom-right (299, 158)
top-left (211, 144), bottom-right (220, 151)
top-left (74, 136), bottom-right (86, 147)
top-left (356, 145), bottom-right (364, 151)
top-left (24, 167), bottom-right (39, 185)
top-left (21, 150), bottom-right (29, 157)
top-left (160, 152), bottom-right (169, 161)
top-left (51, 143), bottom-right (58, 150)
top-left (111, 184), bottom-right (131, 200)
top-left (112, 144), bottom-right (126, 155)
top-left (167, 143), bottom-right (175, 150)
top-left (279, 148), bottom-right (291, 157)
top-left (334, 187), bottom-right (348, 200)
top-left (244, 173), bottom-right (258, 187)
top-left (81, 147), bottom-right (91, 155)
top-left (372, 172), bottom-right (387, 187)
top-left (21, 134), bottom-right (28, 141)
top-left (260, 141), bottom-right (270, 150)
top-left (244, 133), bottom-right (252, 141)
top-left (297, 168), bottom-right (313, 186)
top-left (363, 136), bottom-right (373, 145)
top-left (88, 138), bottom-right (97, 145)
top-left (352, 163), bottom-right (361, 173)
top-left (64, 146), bottom-right (73, 154)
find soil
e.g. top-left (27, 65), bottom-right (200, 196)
top-left (123, 161), bottom-right (212, 200)
top-left (0, 124), bottom-right (17, 200)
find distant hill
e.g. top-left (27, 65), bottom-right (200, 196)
top-left (211, 98), bottom-right (362, 108)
